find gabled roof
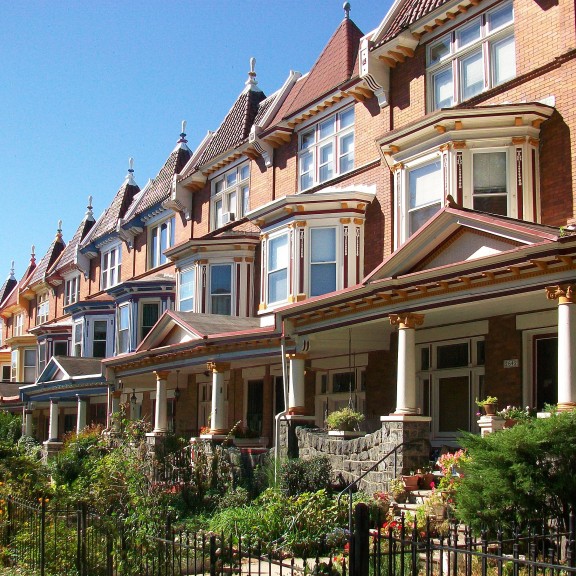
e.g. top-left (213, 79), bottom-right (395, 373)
top-left (55, 200), bottom-right (96, 274)
top-left (26, 226), bottom-right (66, 287)
top-left (90, 166), bottom-right (140, 242)
top-left (269, 16), bottom-right (364, 124)
top-left (0, 268), bottom-right (17, 307)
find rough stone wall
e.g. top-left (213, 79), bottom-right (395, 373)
top-left (295, 419), bottom-right (430, 495)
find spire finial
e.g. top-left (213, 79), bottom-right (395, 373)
top-left (9, 261), bottom-right (15, 280)
top-left (245, 57), bottom-right (258, 88)
top-left (343, 1), bottom-right (351, 19)
top-left (125, 158), bottom-right (136, 185)
top-left (177, 120), bottom-right (188, 144)
top-left (31, 245), bottom-right (36, 265)
top-left (57, 219), bottom-right (63, 239)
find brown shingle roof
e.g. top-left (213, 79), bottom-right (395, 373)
top-left (269, 17), bottom-right (364, 125)
top-left (171, 311), bottom-right (262, 337)
top-left (56, 213), bottom-right (95, 273)
top-left (196, 87), bottom-right (267, 167)
top-left (133, 145), bottom-right (192, 216)
top-left (53, 356), bottom-right (103, 377)
top-left (91, 178), bottom-right (140, 241)
top-left (376, 0), bottom-right (451, 46)
top-left (27, 231), bottom-right (66, 287)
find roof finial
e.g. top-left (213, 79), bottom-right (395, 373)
top-left (9, 261), bottom-right (15, 280)
top-left (343, 1), bottom-right (351, 19)
top-left (245, 57), bottom-right (258, 88)
top-left (177, 120), bottom-right (188, 144)
top-left (85, 195), bottom-right (94, 218)
top-left (57, 219), bottom-right (63, 240)
top-left (31, 245), bottom-right (36, 264)
top-left (126, 157), bottom-right (136, 185)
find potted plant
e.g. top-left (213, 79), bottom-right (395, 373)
top-left (326, 407), bottom-right (364, 435)
top-left (497, 405), bottom-right (535, 427)
top-left (476, 395), bottom-right (498, 415)
top-left (388, 477), bottom-right (407, 503)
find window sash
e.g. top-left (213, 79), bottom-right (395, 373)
top-left (211, 163), bottom-right (250, 229)
top-left (179, 268), bottom-right (195, 312)
top-left (92, 320), bottom-right (108, 358)
top-left (117, 305), bottom-right (131, 354)
top-left (150, 217), bottom-right (175, 268)
top-left (210, 265), bottom-right (232, 315)
top-left (310, 228), bottom-right (337, 297)
top-left (65, 276), bottom-right (80, 306)
top-left (102, 246), bottom-right (121, 289)
top-left (141, 302), bottom-right (160, 340)
top-left (267, 234), bottom-right (289, 304)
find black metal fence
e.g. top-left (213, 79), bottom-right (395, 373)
top-left (1, 496), bottom-right (576, 576)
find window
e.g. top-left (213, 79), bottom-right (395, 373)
top-left (65, 275), bottom-right (80, 306)
top-left (408, 159), bottom-right (443, 236)
top-left (92, 320), bottom-right (108, 358)
top-left (38, 342), bottom-right (47, 375)
top-left (10, 350), bottom-right (17, 381)
top-left (179, 268), bottom-right (195, 312)
top-left (53, 341), bottom-right (68, 356)
top-left (299, 107), bottom-right (354, 190)
top-left (101, 245), bottom-right (121, 290)
top-left (141, 302), bottom-right (160, 340)
top-left (210, 265), bottom-right (232, 315)
top-left (472, 150), bottom-right (508, 215)
top-left (427, 3), bottom-right (515, 110)
top-left (149, 216), bottom-right (176, 269)
top-left (117, 304), bottom-right (131, 354)
top-left (14, 313), bottom-right (24, 337)
top-left (23, 349), bottom-right (36, 382)
top-left (73, 321), bottom-right (83, 357)
top-left (1, 365), bottom-right (10, 382)
top-left (37, 292), bottom-right (49, 325)
top-left (310, 228), bottom-right (337, 297)
top-left (267, 233), bottom-right (289, 304)
top-left (211, 163), bottom-right (250, 229)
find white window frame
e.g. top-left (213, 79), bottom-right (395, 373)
top-left (38, 341), bottom-right (47, 375)
top-left (37, 292), bottom-right (49, 325)
top-left (309, 227), bottom-right (338, 298)
top-left (210, 162), bottom-right (250, 230)
top-left (266, 232), bottom-right (290, 306)
top-left (427, 2), bottom-right (515, 111)
top-left (73, 319), bottom-right (83, 357)
top-left (117, 303), bottom-right (131, 355)
top-left (298, 106), bottom-right (355, 191)
top-left (64, 274), bottom-right (80, 307)
top-left (23, 348), bottom-right (36, 383)
top-left (14, 313), bottom-right (24, 337)
top-left (101, 244), bottom-right (122, 290)
top-left (178, 267), bottom-right (196, 312)
top-left (209, 264), bottom-right (233, 315)
top-left (149, 216), bottom-right (176, 269)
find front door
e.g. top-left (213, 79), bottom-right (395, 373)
top-left (534, 335), bottom-right (558, 410)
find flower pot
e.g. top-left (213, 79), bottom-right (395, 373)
top-left (483, 403), bottom-right (497, 415)
top-left (504, 418), bottom-right (517, 428)
top-left (402, 474), bottom-right (420, 492)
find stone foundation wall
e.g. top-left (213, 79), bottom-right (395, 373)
top-left (295, 418), bottom-right (431, 495)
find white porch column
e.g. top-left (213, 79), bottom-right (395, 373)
top-left (24, 409), bottom-right (33, 437)
top-left (153, 371), bottom-right (170, 433)
top-left (546, 285), bottom-right (576, 411)
top-left (76, 395), bottom-right (87, 434)
top-left (207, 362), bottom-right (229, 434)
top-left (48, 398), bottom-right (59, 441)
top-left (389, 313), bottom-right (425, 415)
top-left (287, 353), bottom-right (307, 415)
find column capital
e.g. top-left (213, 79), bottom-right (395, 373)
top-left (286, 353), bottom-right (307, 360)
top-left (154, 370), bottom-right (171, 381)
top-left (546, 285), bottom-right (576, 304)
top-left (206, 362), bottom-right (230, 373)
top-left (49, 397), bottom-right (60, 405)
top-left (389, 312), bottom-right (425, 329)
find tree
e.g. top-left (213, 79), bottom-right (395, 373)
top-left (455, 412), bottom-right (576, 534)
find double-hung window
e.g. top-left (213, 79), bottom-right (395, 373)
top-left (140, 302), bottom-right (160, 341)
top-left (92, 320), bottom-right (108, 358)
top-left (37, 292), bottom-right (49, 325)
top-left (211, 163), bottom-right (250, 230)
top-left (65, 275), bottom-right (80, 306)
top-left (101, 245), bottom-right (121, 290)
top-left (14, 313), bottom-right (24, 337)
top-left (299, 106), bottom-right (354, 190)
top-left (428, 2), bottom-right (515, 110)
top-left (310, 228), bottom-right (337, 297)
top-left (149, 216), bottom-right (175, 269)
top-left (179, 268), bottom-right (195, 312)
top-left (210, 265), bottom-right (232, 315)
top-left (472, 150), bottom-right (508, 215)
top-left (117, 304), bottom-right (131, 354)
top-left (23, 349), bottom-right (36, 382)
top-left (407, 159), bottom-right (443, 236)
top-left (267, 233), bottom-right (289, 304)
top-left (73, 321), bottom-right (83, 356)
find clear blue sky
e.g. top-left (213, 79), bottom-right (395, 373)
top-left (0, 1), bottom-right (391, 281)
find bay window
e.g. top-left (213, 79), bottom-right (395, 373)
top-left (140, 302), bottom-right (160, 340)
top-left (310, 228), bottom-right (337, 297)
top-left (23, 348), bottom-right (36, 382)
top-left (211, 163), bottom-right (250, 230)
top-left (179, 268), bottom-right (195, 312)
top-left (267, 233), bottom-right (289, 304)
top-left (117, 304), bottom-right (131, 354)
top-left (298, 106), bottom-right (354, 191)
top-left (101, 245), bottom-right (121, 290)
top-left (73, 321), bottom-right (83, 356)
top-left (427, 2), bottom-right (515, 110)
top-left (210, 264), bottom-right (232, 315)
top-left (407, 159), bottom-right (443, 236)
top-left (472, 151), bottom-right (508, 215)
top-left (149, 216), bottom-right (176, 269)
top-left (92, 320), bottom-right (108, 358)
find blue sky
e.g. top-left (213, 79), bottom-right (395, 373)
top-left (0, 1), bottom-right (391, 281)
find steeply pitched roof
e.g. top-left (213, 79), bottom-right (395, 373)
top-left (26, 227), bottom-right (66, 287)
top-left (55, 201), bottom-right (95, 273)
top-left (373, 0), bottom-right (451, 46)
top-left (0, 268), bottom-right (17, 306)
top-left (269, 17), bottom-right (364, 124)
top-left (195, 84), bottom-right (266, 167)
top-left (90, 169), bottom-right (140, 242)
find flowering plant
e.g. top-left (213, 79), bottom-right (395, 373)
top-left (497, 405), bottom-right (535, 420)
top-left (475, 395), bottom-right (498, 407)
top-left (437, 449), bottom-right (469, 476)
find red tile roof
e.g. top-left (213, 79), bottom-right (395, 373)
top-left (269, 17), bottom-right (364, 125)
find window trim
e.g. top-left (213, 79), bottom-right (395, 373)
top-left (266, 231), bottom-right (290, 306)
top-left (426, 1), bottom-right (515, 111)
top-left (64, 274), bottom-right (80, 307)
top-left (117, 303), bottom-right (132, 355)
top-left (37, 292), bottom-right (49, 325)
top-left (14, 313), bottom-right (24, 337)
top-left (148, 216), bottom-right (176, 269)
top-left (178, 266), bottom-right (196, 312)
top-left (73, 320), bottom-right (83, 357)
top-left (210, 162), bottom-right (250, 230)
top-left (309, 226), bottom-right (338, 298)
top-left (139, 300), bottom-right (161, 342)
top-left (101, 244), bottom-right (122, 290)
top-left (298, 105), bottom-right (355, 191)
top-left (209, 263), bottom-right (233, 315)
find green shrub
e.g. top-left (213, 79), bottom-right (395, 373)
top-left (455, 412), bottom-right (576, 534)
top-left (326, 407), bottom-right (364, 431)
top-left (280, 456), bottom-right (332, 496)
top-left (0, 412), bottom-right (22, 444)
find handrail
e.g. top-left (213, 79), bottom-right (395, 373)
top-left (337, 438), bottom-right (423, 532)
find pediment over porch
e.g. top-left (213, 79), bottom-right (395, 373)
top-left (365, 206), bottom-right (562, 282)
